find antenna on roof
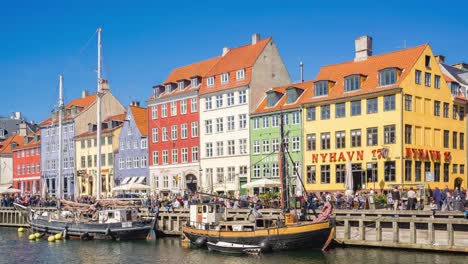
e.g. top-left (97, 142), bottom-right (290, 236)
top-left (300, 61), bottom-right (304, 83)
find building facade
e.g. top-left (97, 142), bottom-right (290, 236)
top-left (114, 103), bottom-right (149, 186)
top-left (250, 82), bottom-right (310, 195)
top-left (199, 34), bottom-right (290, 195)
top-left (0, 134), bottom-right (24, 190)
top-left (148, 57), bottom-right (220, 195)
top-left (75, 114), bottom-right (124, 197)
top-left (12, 132), bottom-right (41, 194)
top-left (302, 36), bottom-right (467, 192)
top-left (0, 113), bottom-right (38, 142)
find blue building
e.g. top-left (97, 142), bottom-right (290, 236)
top-left (115, 102), bottom-right (149, 185)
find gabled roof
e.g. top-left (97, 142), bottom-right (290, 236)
top-left (40, 93), bottom-right (97, 126)
top-left (13, 132), bottom-right (41, 151)
top-left (0, 134), bottom-right (24, 155)
top-left (301, 44), bottom-right (428, 104)
top-left (129, 106), bottom-right (148, 136)
top-left (104, 113), bottom-right (126, 122)
top-left (253, 81), bottom-right (312, 115)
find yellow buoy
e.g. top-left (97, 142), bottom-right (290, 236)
top-left (35, 233), bottom-right (41, 239)
top-left (54, 233), bottom-right (62, 240)
top-left (48, 236), bottom-right (55, 242)
top-left (28, 234), bottom-right (36, 240)
top-left (18, 227), bottom-right (24, 232)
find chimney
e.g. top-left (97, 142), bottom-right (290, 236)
top-left (354, 36), bottom-right (373, 62)
top-left (222, 47), bottom-right (230, 56)
top-left (452, 63), bottom-right (468, 71)
top-left (252, 33), bottom-right (260, 45)
top-left (100, 79), bottom-right (110, 91)
top-left (435, 55), bottom-right (445, 64)
top-left (82, 90), bottom-right (89, 98)
top-left (19, 122), bottom-right (27, 136)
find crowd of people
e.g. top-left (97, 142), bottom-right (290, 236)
top-left (0, 193), bottom-right (54, 207)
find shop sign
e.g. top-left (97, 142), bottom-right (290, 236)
top-left (311, 148), bottom-right (390, 163)
top-left (405, 148), bottom-right (451, 162)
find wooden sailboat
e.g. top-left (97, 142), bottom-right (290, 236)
top-left (182, 113), bottom-right (334, 252)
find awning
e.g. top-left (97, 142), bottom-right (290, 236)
top-left (135, 176), bottom-right (146, 184)
top-left (112, 182), bottom-right (151, 192)
top-left (121, 177), bottom-right (131, 185)
top-left (241, 178), bottom-right (281, 189)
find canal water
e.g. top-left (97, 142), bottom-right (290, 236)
top-left (2, 228), bottom-right (466, 264)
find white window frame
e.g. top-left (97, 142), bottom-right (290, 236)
top-left (236, 69), bottom-right (245, 80)
top-left (207, 76), bottom-right (215, 86)
top-left (221, 73), bottom-right (229, 84)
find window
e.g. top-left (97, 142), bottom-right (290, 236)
top-left (405, 160), bottom-right (412, 182)
top-left (216, 94), bottom-right (223, 108)
top-left (384, 95), bottom-right (396, 111)
top-left (451, 82), bottom-right (461, 97)
top-left (216, 118), bottom-right (223, 132)
top-left (283, 113), bottom-right (289, 125)
top-left (263, 140), bottom-right (270, 153)
top-left (216, 168), bottom-right (224, 183)
top-left (263, 164), bottom-right (271, 177)
top-left (205, 97), bottom-right (212, 110)
top-left (239, 166), bottom-right (247, 177)
top-left (253, 140), bottom-right (260, 154)
top-left (163, 176), bottom-right (168, 188)
top-left (460, 107), bottom-right (465, 121)
top-left (205, 120), bottom-right (212, 134)
top-left (228, 140), bottom-right (235, 155)
top-left (443, 103), bottom-right (449, 118)
top-left (307, 134), bottom-right (316, 151)
top-left (172, 149), bottom-right (178, 164)
top-left (336, 131), bottom-right (346, 149)
top-left (314, 81), bottom-right (328, 96)
top-left (192, 146), bottom-right (199, 162)
top-left (161, 104), bottom-right (167, 117)
top-left (306, 107), bottom-right (316, 121)
top-left (425, 55), bottom-right (431, 67)
top-left (460, 133), bottom-right (465, 150)
top-left (272, 163), bottom-right (279, 177)
top-left (351, 100), bottom-right (361, 116)
top-left (379, 68), bottom-right (397, 86)
top-left (444, 163), bottom-right (449, 182)
top-left (321, 105), bottom-right (330, 120)
top-left (140, 155), bottom-right (146, 167)
top-left (206, 143), bottom-right (213, 157)
top-left (191, 98), bottom-right (198, 113)
top-left (227, 167), bottom-right (235, 182)
top-left (461, 165), bottom-right (465, 174)
top-left (216, 141), bottom-right (224, 156)
top-left (384, 125), bottom-right (396, 144)
top-left (336, 103), bottom-right (345, 118)
top-left (126, 157), bottom-right (131, 168)
top-left (434, 101), bottom-right (440, 116)
top-left (425, 72), bottom-right (431, 87)
top-left (434, 163), bottom-right (441, 182)
top-left (320, 165), bottom-right (330, 184)
top-left (292, 137), bottom-right (300, 151)
top-left (345, 75), bottom-right (360, 92)
top-left (424, 162), bottom-right (431, 181)
top-left (224, 116), bottom-right (234, 131)
top-left (191, 78), bottom-right (198, 88)
top-left (336, 164), bottom-right (346, 183)
top-left (160, 127), bottom-right (167, 142)
top-left (152, 128), bottom-right (158, 143)
top-left (171, 125), bottom-right (178, 140)
top-left (292, 111), bottom-right (300, 124)
top-left (453, 105), bottom-right (458, 120)
top-left (239, 114), bottom-right (247, 129)
top-left (453, 164), bottom-right (458, 174)
top-left (415, 161), bottom-right (422, 181)
top-left (236, 69), bottom-right (245, 80)
top-left (307, 165), bottom-right (316, 184)
top-left (263, 116), bottom-right (269, 128)
top-left (272, 115), bottom-right (279, 127)
top-left (453, 132), bottom-right (458, 149)
top-left (253, 118), bottom-right (260, 129)
top-left (207, 76), bottom-right (215, 86)
top-left (351, 129), bottom-right (361, 147)
top-left (405, 125), bottom-right (412, 144)
top-left (384, 161), bottom-right (396, 181)
top-left (118, 158), bottom-right (124, 169)
top-left (227, 92), bottom-right (234, 106)
top-left (133, 157), bottom-right (139, 168)
top-left (253, 165), bottom-right (260, 178)
top-left (415, 70), bottom-right (422, 84)
top-left (239, 139), bottom-right (247, 154)
top-left (181, 124), bottom-right (188, 139)
top-left (443, 130), bottom-right (449, 148)
top-left (404, 95), bottom-right (412, 111)
top-left (180, 100), bottom-right (187, 114)
top-left (171, 101), bottom-right (177, 116)
top-left (239, 90), bottom-right (247, 104)
top-left (81, 140), bottom-right (85, 149)
top-left (367, 98), bottom-right (378, 114)
top-left (366, 162), bottom-right (378, 183)
top-left (221, 73), bottom-right (229, 84)
top-left (181, 148), bottom-right (188, 163)
top-left (178, 81), bottom-right (185, 90)
top-left (272, 138), bottom-right (279, 152)
top-left (435, 75), bottom-right (441, 89)
top-left (321, 133), bottom-right (330, 150)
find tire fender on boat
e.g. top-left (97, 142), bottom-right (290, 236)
top-left (259, 239), bottom-right (271, 252)
top-left (194, 236), bottom-right (207, 247)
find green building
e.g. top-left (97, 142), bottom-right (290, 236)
top-left (249, 81), bottom-right (312, 195)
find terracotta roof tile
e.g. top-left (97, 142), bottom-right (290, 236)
top-left (104, 113), bottom-right (126, 122)
top-left (129, 106), bottom-right (148, 136)
top-left (13, 131), bottom-right (41, 151)
top-left (75, 124), bottom-right (123, 138)
top-left (41, 94), bottom-right (97, 126)
top-left (164, 57), bottom-right (221, 84)
top-left (0, 134), bottom-right (25, 155)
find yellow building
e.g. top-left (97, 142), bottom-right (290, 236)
top-left (75, 114), bottom-right (124, 197)
top-left (302, 36), bottom-right (467, 192)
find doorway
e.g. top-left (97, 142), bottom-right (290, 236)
top-left (186, 174), bottom-right (197, 193)
top-left (454, 177), bottom-right (463, 190)
top-left (352, 163), bottom-right (363, 192)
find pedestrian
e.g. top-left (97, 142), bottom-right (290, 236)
top-left (407, 187), bottom-right (416, 210)
top-left (433, 187), bottom-right (442, 210)
top-left (368, 188), bottom-right (376, 210)
top-left (387, 190), bottom-right (393, 210)
top-left (392, 186), bottom-right (400, 210)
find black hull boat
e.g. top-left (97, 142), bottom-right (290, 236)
top-left (207, 241), bottom-right (262, 254)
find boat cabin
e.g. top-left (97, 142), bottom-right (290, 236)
top-left (189, 204), bottom-right (223, 230)
top-left (98, 209), bottom-right (138, 224)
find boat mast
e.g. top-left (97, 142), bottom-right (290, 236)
top-left (96, 27), bottom-right (102, 199)
top-left (57, 74), bottom-right (64, 199)
top-left (279, 112), bottom-right (289, 211)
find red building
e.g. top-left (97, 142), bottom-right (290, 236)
top-left (148, 57), bottom-right (220, 195)
top-left (12, 132), bottom-right (41, 194)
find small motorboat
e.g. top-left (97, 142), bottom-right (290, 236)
top-left (207, 241), bottom-right (262, 255)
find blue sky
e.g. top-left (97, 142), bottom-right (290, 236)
top-left (1, 0), bottom-right (468, 122)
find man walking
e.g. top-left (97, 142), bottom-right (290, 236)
top-left (392, 186), bottom-right (401, 210)
top-left (407, 187), bottom-right (416, 210)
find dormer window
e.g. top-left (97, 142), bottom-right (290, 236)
top-left (191, 78), bottom-right (198, 87)
top-left (266, 91), bottom-right (282, 107)
top-left (236, 69), bottom-right (245, 80)
top-left (451, 82), bottom-right (461, 96)
top-left (165, 84), bottom-right (171, 93)
top-left (314, 81), bottom-right (328, 97)
top-left (207, 76), bottom-right (215, 87)
top-left (286, 87), bottom-right (303, 104)
top-left (379, 68), bottom-right (397, 86)
top-left (345, 75), bottom-right (361, 92)
top-left (0, 129), bottom-right (4, 138)
top-left (221, 73), bottom-right (229, 84)
top-left (178, 81), bottom-right (185, 91)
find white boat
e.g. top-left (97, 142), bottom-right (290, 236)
top-left (207, 241), bottom-right (262, 254)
